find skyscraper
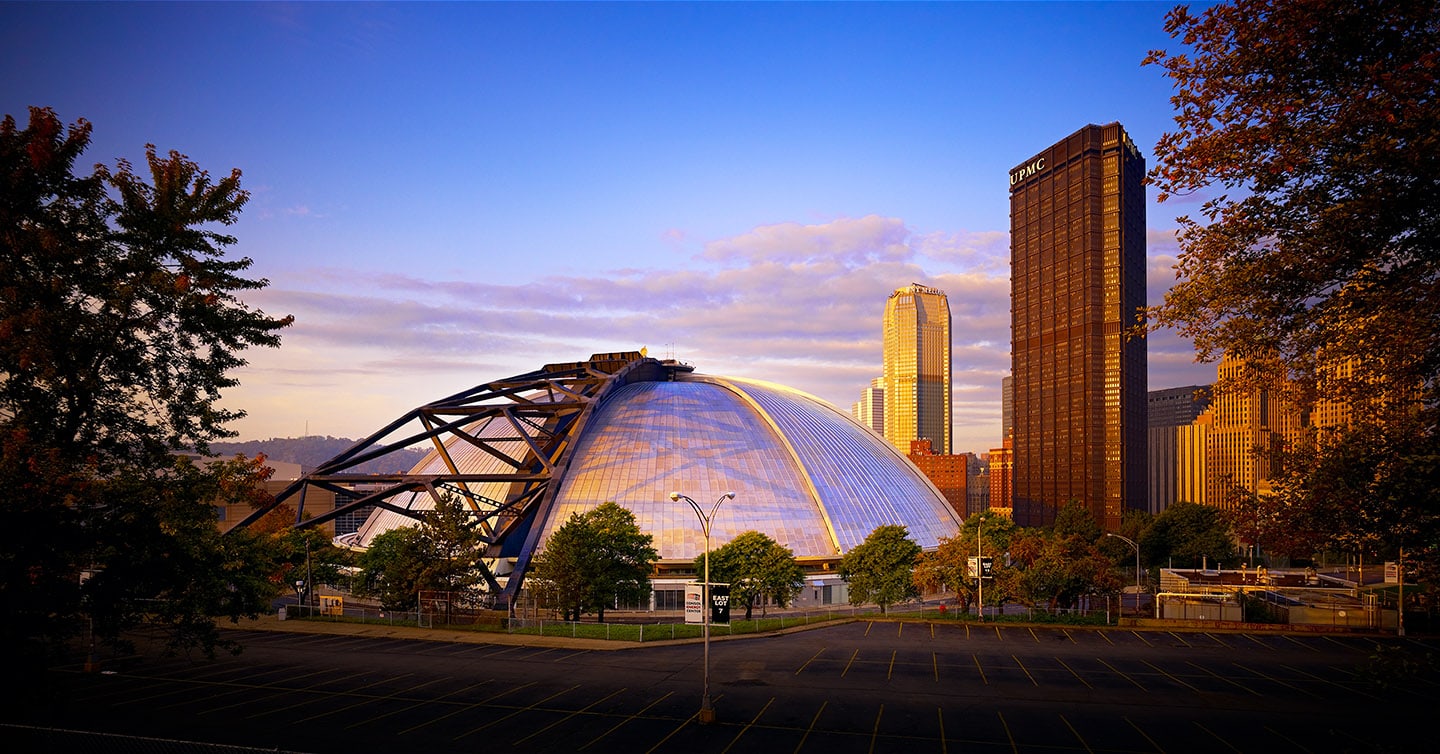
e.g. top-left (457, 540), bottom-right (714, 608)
top-left (1009, 123), bottom-right (1147, 530)
top-left (883, 283), bottom-right (952, 455)
top-left (851, 377), bottom-right (885, 435)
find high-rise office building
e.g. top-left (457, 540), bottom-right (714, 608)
top-left (883, 283), bottom-right (952, 454)
top-left (1009, 122), bottom-right (1147, 530)
top-left (1147, 385), bottom-right (1213, 513)
top-left (851, 377), bottom-right (885, 435)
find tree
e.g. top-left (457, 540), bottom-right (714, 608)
top-left (0, 107), bottom-right (292, 665)
top-left (913, 512), bottom-right (1016, 613)
top-left (696, 531), bottom-right (805, 621)
top-left (1139, 502), bottom-right (1236, 570)
top-left (1144, 2), bottom-right (1440, 570)
top-left (998, 530), bottom-right (1121, 612)
top-left (352, 494), bottom-right (489, 612)
top-left (1053, 500), bottom-right (1101, 543)
top-left (839, 524), bottom-right (921, 615)
top-left (528, 502), bottom-right (658, 622)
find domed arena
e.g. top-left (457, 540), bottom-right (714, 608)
top-left (238, 352), bottom-right (963, 609)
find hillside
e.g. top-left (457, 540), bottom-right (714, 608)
top-left (210, 436), bottom-right (428, 475)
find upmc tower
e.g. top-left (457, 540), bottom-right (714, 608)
top-left (1008, 122), bottom-right (1147, 530)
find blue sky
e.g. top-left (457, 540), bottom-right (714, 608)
top-left (2, 1), bottom-right (1213, 454)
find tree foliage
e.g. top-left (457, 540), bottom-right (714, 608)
top-left (1144, 0), bottom-right (1439, 405)
top-left (0, 107), bottom-right (293, 665)
top-left (997, 530), bottom-right (1121, 612)
top-left (1139, 502), bottom-right (1236, 570)
top-left (913, 512), bottom-right (1015, 613)
top-left (528, 502), bottom-right (658, 622)
top-left (1144, 0), bottom-right (1440, 575)
top-left (696, 531), bottom-right (805, 621)
top-left (353, 494), bottom-right (490, 611)
top-left (839, 524), bottom-right (921, 615)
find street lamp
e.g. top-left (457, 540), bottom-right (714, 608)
top-left (1105, 533), bottom-right (1140, 616)
top-left (671, 490), bottom-right (734, 725)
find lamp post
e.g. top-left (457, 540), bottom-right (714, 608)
top-left (671, 490), bottom-right (735, 725)
top-left (1105, 533), bottom-right (1140, 616)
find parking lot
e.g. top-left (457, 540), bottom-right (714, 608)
top-left (10, 620), bottom-right (1434, 753)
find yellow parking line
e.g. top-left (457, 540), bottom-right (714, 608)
top-left (1264, 724), bottom-right (1314, 753)
top-left (887, 650), bottom-right (897, 680)
top-left (795, 647), bottom-right (826, 675)
top-left (1243, 633), bottom-right (1270, 649)
top-left (1281, 664), bottom-right (1382, 701)
top-left (1185, 661), bottom-right (1261, 697)
top-left (1056, 657), bottom-right (1092, 689)
top-left (453, 684), bottom-right (580, 740)
top-left (1060, 714), bottom-right (1094, 754)
top-left (398, 681), bottom-right (535, 734)
top-left (1130, 631), bottom-right (1155, 647)
top-left (932, 652), bottom-right (939, 683)
top-left (579, 690), bottom-right (671, 751)
top-left (1193, 720), bottom-right (1243, 753)
top-left (973, 654), bottom-right (989, 685)
top-left (1012, 655), bottom-right (1039, 686)
top-left (868, 704), bottom-right (885, 754)
top-left (841, 648), bottom-right (861, 678)
top-left (791, 701), bottom-right (828, 754)
top-left (997, 711), bottom-right (1018, 754)
top-left (1142, 660), bottom-right (1200, 693)
top-left (1061, 629), bottom-right (1077, 644)
top-left (345, 679), bottom-right (493, 728)
top-left (1098, 630), bottom-right (1114, 646)
top-left (1232, 662), bottom-right (1322, 699)
top-left (1097, 658), bottom-right (1147, 690)
top-left (1168, 632), bottom-right (1193, 648)
top-left (1125, 716), bottom-right (1167, 754)
top-left (279, 676), bottom-right (443, 723)
top-left (1207, 632), bottom-right (1232, 649)
top-left (995, 625), bottom-right (1004, 641)
top-left (864, 621), bottom-right (874, 637)
top-left (1029, 627), bottom-right (1040, 643)
top-left (720, 696), bottom-right (774, 754)
top-left (937, 708), bottom-right (948, 754)
top-left (897, 622), bottom-right (904, 637)
top-left (514, 687), bottom-right (626, 745)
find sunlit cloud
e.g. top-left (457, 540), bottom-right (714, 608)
top-left (227, 215), bottom-right (1213, 453)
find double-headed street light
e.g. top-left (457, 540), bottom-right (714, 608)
top-left (1105, 532), bottom-right (1141, 616)
top-left (670, 490), bottom-right (734, 725)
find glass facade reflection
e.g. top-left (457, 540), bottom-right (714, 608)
top-left (539, 374), bottom-right (962, 560)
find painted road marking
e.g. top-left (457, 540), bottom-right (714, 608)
top-left (1061, 629), bottom-right (1077, 644)
top-left (578, 690), bottom-right (672, 751)
top-left (1097, 630), bottom-right (1115, 646)
top-left (1130, 631), bottom-right (1155, 647)
top-left (1264, 724), bottom-right (1314, 753)
top-left (867, 704), bottom-right (885, 754)
top-left (1060, 713), bottom-right (1094, 754)
top-left (251, 674), bottom-right (431, 720)
top-left (285, 676), bottom-right (445, 724)
top-left (1125, 716), bottom-right (1167, 754)
top-left (1193, 720), bottom-right (1243, 753)
top-left (1185, 661), bottom-right (1261, 697)
top-left (453, 684), bottom-right (581, 740)
top-left (1142, 660), bottom-right (1199, 693)
top-left (897, 622), bottom-right (904, 638)
top-left (937, 708), bottom-right (948, 754)
top-left (1232, 662), bottom-right (1322, 699)
top-left (791, 700), bottom-right (828, 754)
top-left (864, 621), bottom-right (874, 637)
top-left (1097, 658), bottom-right (1147, 691)
top-left (1012, 655), bottom-right (1038, 686)
top-left (1206, 632), bottom-right (1233, 649)
top-left (1280, 664), bottom-right (1382, 701)
top-left (997, 710), bottom-right (1018, 754)
top-left (795, 647), bottom-right (826, 675)
top-left (994, 625), bottom-right (1004, 641)
top-left (195, 668), bottom-right (340, 714)
top-left (1168, 632), bottom-right (1193, 648)
top-left (1242, 633), bottom-right (1271, 650)
top-left (841, 649), bottom-right (861, 678)
top-left (512, 684), bottom-right (624, 742)
top-left (887, 650), bottom-right (897, 680)
top-left (1056, 657), bottom-right (1092, 689)
top-left (721, 697), bottom-right (775, 754)
top-left (973, 654), bottom-right (989, 685)
top-left (397, 681), bottom-right (535, 734)
top-left (932, 652), bottom-right (940, 683)
top-left (344, 679), bottom-right (494, 728)
top-left (1028, 627), bottom-right (1040, 643)
top-left (1281, 635), bottom-right (1321, 652)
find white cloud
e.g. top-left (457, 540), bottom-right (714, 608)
top-left (226, 216), bottom-right (1213, 454)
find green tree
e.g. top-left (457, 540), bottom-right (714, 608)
top-left (352, 494), bottom-right (489, 612)
top-left (913, 512), bottom-right (1015, 613)
top-left (839, 524), bottom-right (921, 615)
top-left (1144, 2), bottom-right (1440, 571)
top-left (528, 502), bottom-right (658, 622)
top-left (999, 530), bottom-right (1121, 612)
top-left (1053, 500), bottom-right (1102, 543)
top-left (0, 107), bottom-right (292, 667)
top-left (696, 531), bottom-right (805, 620)
top-left (1139, 502), bottom-right (1236, 570)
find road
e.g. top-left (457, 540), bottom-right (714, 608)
top-left (8, 620), bottom-right (1432, 753)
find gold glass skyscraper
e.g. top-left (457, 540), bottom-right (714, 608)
top-left (883, 283), bottom-right (951, 455)
top-left (1009, 123), bottom-right (1147, 530)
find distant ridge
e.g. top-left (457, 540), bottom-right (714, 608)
top-left (210, 436), bottom-right (427, 475)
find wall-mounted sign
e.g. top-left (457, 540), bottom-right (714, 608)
top-left (1009, 157), bottom-right (1046, 186)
